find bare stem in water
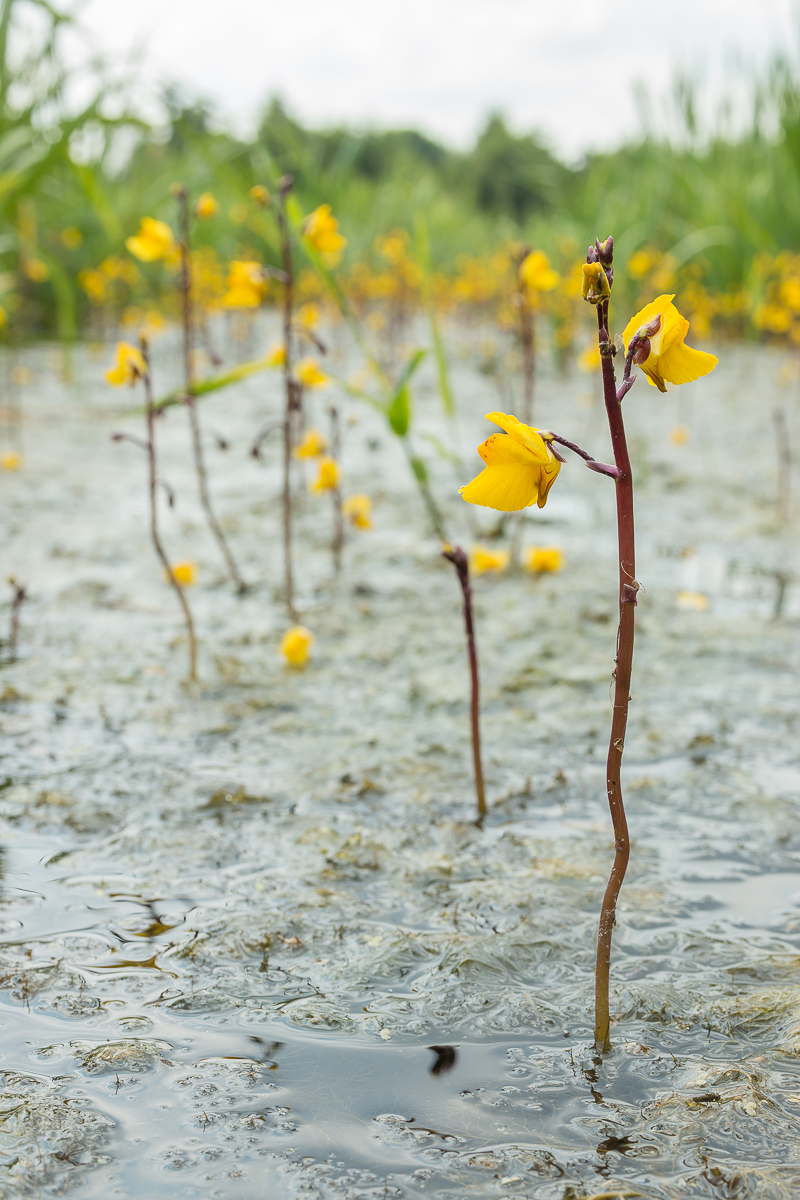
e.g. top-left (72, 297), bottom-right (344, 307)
top-left (773, 405), bottom-right (791, 523)
top-left (6, 576), bottom-right (26, 661)
top-left (329, 403), bottom-right (344, 574)
top-left (443, 546), bottom-right (487, 824)
top-left (176, 187), bottom-right (248, 593)
top-left (515, 251), bottom-right (535, 425)
top-left (276, 176), bottom-right (300, 623)
top-left (141, 339), bottom-right (198, 683)
top-left (589, 236), bottom-right (637, 1052)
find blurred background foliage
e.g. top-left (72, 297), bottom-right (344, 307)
top-left (5, 0), bottom-right (800, 351)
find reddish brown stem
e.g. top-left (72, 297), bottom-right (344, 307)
top-left (443, 547), bottom-right (487, 823)
top-left (593, 254), bottom-right (637, 1052)
top-left (329, 404), bottom-right (344, 574)
top-left (276, 177), bottom-right (300, 623)
top-left (177, 189), bottom-right (247, 593)
top-left (6, 576), bottom-right (25, 661)
top-left (142, 343), bottom-right (198, 683)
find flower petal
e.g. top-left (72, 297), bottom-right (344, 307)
top-left (536, 461), bottom-right (561, 508)
top-left (460, 464), bottom-right (540, 511)
top-left (477, 432), bottom-right (537, 467)
top-left (622, 294), bottom-right (675, 349)
top-left (657, 342), bottom-right (718, 386)
top-left (484, 412), bottom-right (552, 461)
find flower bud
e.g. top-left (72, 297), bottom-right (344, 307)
top-left (581, 262), bottom-right (611, 305)
top-left (596, 236), bottom-right (614, 266)
top-left (632, 338), bottom-right (651, 364)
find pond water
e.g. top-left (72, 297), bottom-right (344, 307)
top-left (1, 330), bottom-right (800, 1197)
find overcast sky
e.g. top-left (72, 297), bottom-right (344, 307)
top-left (77, 0), bottom-right (798, 156)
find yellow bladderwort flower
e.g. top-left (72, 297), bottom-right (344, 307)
top-left (296, 358), bottom-right (329, 389)
top-left (470, 545), bottom-right (510, 575)
top-left (169, 561), bottom-right (196, 586)
top-left (61, 226), bottom-right (82, 249)
top-left (459, 412), bottom-right (561, 512)
top-left (0, 305), bottom-right (7, 330)
top-left (281, 625), bottom-right (314, 667)
top-left (622, 295), bottom-right (718, 393)
top-left (223, 261), bottom-right (266, 308)
top-left (105, 341), bottom-right (147, 386)
top-left (298, 302), bottom-right (321, 329)
top-left (266, 343), bottom-right (286, 367)
top-left (524, 546), bottom-right (563, 573)
top-left (311, 457), bottom-right (340, 493)
top-left (304, 204), bottom-right (347, 266)
top-left (519, 250), bottom-right (559, 293)
top-left (194, 192), bottom-right (219, 220)
top-left (670, 424), bottom-right (690, 446)
top-left (342, 493), bottom-right (373, 529)
top-left (1, 451), bottom-right (21, 470)
top-left (294, 428), bottom-right (327, 459)
top-left (125, 217), bottom-right (176, 263)
top-left (578, 345), bottom-right (601, 373)
top-left (23, 258), bottom-right (49, 282)
top-left (249, 184), bottom-right (270, 207)
top-left (677, 590), bottom-right (709, 612)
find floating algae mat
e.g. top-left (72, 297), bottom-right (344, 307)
top-left (2, 336), bottom-right (800, 1197)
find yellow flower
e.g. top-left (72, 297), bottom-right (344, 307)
top-left (296, 358), bottom-right (329, 389)
top-left (60, 227), bottom-right (82, 249)
top-left (519, 250), bottom-right (559, 293)
top-left (670, 424), bottom-right (690, 446)
top-left (194, 192), bottom-right (219, 220)
top-left (622, 295), bottom-right (718, 393)
top-left (105, 341), bottom-right (147, 386)
top-left (23, 258), bottom-right (49, 282)
top-left (581, 262), bottom-right (610, 304)
top-left (470, 545), bottom-right (510, 575)
top-left (281, 625), bottom-right (314, 667)
top-left (1, 451), bottom-right (21, 470)
top-left (676, 590), bottom-right (709, 612)
top-left (298, 302), bottom-right (321, 329)
top-left (524, 546), bottom-right (563, 573)
top-left (170, 561), bottom-right (196, 586)
top-left (304, 204), bottom-right (347, 266)
top-left (250, 184), bottom-right (270, 206)
top-left (0, 305), bottom-right (7, 330)
top-left (125, 217), bottom-right (176, 263)
top-left (266, 343), bottom-right (286, 367)
top-left (294, 428), bottom-right (327, 458)
top-left (342, 493), bottom-right (373, 528)
top-left (223, 260), bottom-right (265, 308)
top-left (311, 457), bottom-right (340, 492)
top-left (459, 412), bottom-right (561, 512)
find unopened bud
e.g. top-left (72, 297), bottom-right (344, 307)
top-left (596, 236), bottom-right (614, 266)
top-left (581, 262), bottom-right (611, 305)
top-left (632, 337), bottom-right (651, 364)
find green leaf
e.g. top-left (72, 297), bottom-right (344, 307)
top-left (409, 456), bottom-right (429, 483)
top-left (387, 386), bottom-right (410, 436)
top-left (419, 432), bottom-right (462, 466)
top-left (148, 355), bottom-right (274, 413)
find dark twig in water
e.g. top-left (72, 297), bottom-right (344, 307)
top-left (442, 545), bottom-right (486, 824)
top-left (773, 405), bottom-right (791, 523)
top-left (175, 186), bottom-right (248, 594)
top-left (276, 175), bottom-right (301, 624)
top-left (140, 338), bottom-right (198, 683)
top-left (329, 404), bottom-right (344, 574)
top-left (6, 576), bottom-right (26, 661)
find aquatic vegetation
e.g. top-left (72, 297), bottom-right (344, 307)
top-left (4, 575), bottom-right (26, 662)
top-left (622, 294), bottom-right (718, 392)
top-left (109, 338), bottom-right (199, 683)
top-left (294, 427), bottom-right (327, 458)
top-left (342, 493), bottom-right (373, 529)
top-left (194, 191), bottom-right (219, 220)
top-left (171, 561), bottom-right (197, 586)
top-left (125, 217), bottom-right (176, 264)
top-left (310, 456), bottom-right (339, 493)
top-left (524, 546), bottom-right (563, 573)
top-left (459, 412), bottom-right (561, 511)
top-left (442, 546), bottom-right (487, 823)
top-left (469, 545), bottom-right (510, 575)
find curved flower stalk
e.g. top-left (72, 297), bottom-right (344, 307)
top-left (108, 339), bottom-right (199, 684)
top-left (173, 186), bottom-right (249, 594)
top-left (460, 240), bottom-right (718, 1048)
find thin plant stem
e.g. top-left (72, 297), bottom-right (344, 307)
top-left (329, 403), bottom-right (344, 574)
top-left (519, 302), bottom-right (535, 426)
top-left (6, 576), bottom-right (25, 661)
top-left (773, 405), bottom-right (791, 523)
top-left (176, 188), bottom-right (247, 593)
top-left (276, 176), bottom-right (300, 623)
top-left (142, 342), bottom-right (198, 683)
top-left (443, 546), bottom-right (486, 824)
top-left (592, 239), bottom-right (638, 1053)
